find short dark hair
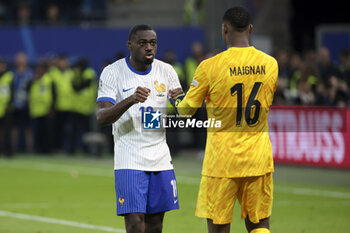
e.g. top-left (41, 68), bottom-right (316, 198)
top-left (222, 7), bottom-right (250, 32)
top-left (128, 24), bottom-right (155, 40)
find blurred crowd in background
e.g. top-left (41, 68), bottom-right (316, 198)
top-left (0, 0), bottom-right (107, 26)
top-left (0, 0), bottom-right (204, 26)
top-left (273, 48), bottom-right (349, 107)
top-left (1, 42), bottom-right (350, 158)
top-left (0, 0), bottom-right (349, 157)
top-left (0, 53), bottom-right (97, 157)
top-left (166, 43), bottom-right (350, 108)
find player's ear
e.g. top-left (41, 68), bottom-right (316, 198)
top-left (248, 24), bottom-right (253, 34)
top-left (222, 23), bottom-right (229, 35)
top-left (127, 41), bottom-right (132, 50)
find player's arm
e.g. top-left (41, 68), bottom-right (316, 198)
top-left (167, 64), bottom-right (184, 107)
top-left (176, 96), bottom-right (198, 116)
top-left (96, 86), bottom-right (150, 126)
top-left (168, 91), bottom-right (196, 116)
top-left (168, 87), bottom-right (183, 102)
top-left (266, 58), bottom-right (279, 106)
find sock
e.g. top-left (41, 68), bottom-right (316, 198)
top-left (250, 228), bottom-right (270, 233)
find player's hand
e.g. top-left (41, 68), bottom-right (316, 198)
top-left (131, 87), bottom-right (151, 103)
top-left (168, 88), bottom-right (184, 101)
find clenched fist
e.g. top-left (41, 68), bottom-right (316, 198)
top-left (131, 87), bottom-right (151, 103)
top-left (168, 88), bottom-right (184, 102)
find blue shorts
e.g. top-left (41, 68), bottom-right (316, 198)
top-left (114, 169), bottom-right (179, 215)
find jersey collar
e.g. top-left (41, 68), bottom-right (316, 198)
top-left (125, 56), bottom-right (152, 75)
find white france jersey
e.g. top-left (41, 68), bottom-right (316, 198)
top-left (97, 57), bottom-right (181, 171)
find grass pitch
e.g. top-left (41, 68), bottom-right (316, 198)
top-left (0, 152), bottom-right (350, 233)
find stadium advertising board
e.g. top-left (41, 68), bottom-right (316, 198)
top-left (269, 106), bottom-right (350, 168)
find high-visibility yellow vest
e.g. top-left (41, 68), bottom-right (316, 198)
top-left (29, 73), bottom-right (53, 118)
top-left (184, 57), bottom-right (198, 88)
top-left (0, 71), bottom-right (13, 118)
top-left (183, 0), bottom-right (205, 25)
top-left (73, 68), bottom-right (97, 115)
top-left (173, 62), bottom-right (185, 83)
top-left (50, 67), bottom-right (75, 112)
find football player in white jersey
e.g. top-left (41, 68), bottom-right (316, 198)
top-left (96, 25), bottom-right (183, 233)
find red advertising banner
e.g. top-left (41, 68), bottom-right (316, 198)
top-left (269, 106), bottom-right (350, 168)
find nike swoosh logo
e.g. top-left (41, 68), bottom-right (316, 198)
top-left (122, 87), bottom-right (133, 92)
top-left (174, 199), bottom-right (178, 204)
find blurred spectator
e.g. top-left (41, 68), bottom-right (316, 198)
top-left (184, 41), bottom-right (206, 150)
top-left (98, 58), bottom-right (114, 154)
top-left (328, 76), bottom-right (349, 107)
top-left (314, 81), bottom-right (330, 106)
top-left (28, 62), bottom-right (54, 154)
top-left (338, 49), bottom-right (350, 72)
top-left (80, 0), bottom-right (107, 22)
top-left (274, 49), bottom-right (291, 104)
top-left (16, 1), bottom-right (31, 25)
top-left (0, 2), bottom-right (6, 23)
top-left (0, 58), bottom-right (14, 157)
top-left (163, 49), bottom-right (185, 87)
top-left (336, 79), bottom-right (349, 107)
top-left (162, 49), bottom-right (185, 156)
top-left (50, 54), bottom-right (75, 153)
top-left (275, 49), bottom-right (291, 90)
top-left (286, 52), bottom-right (303, 101)
top-left (295, 79), bottom-right (315, 105)
top-left (183, 0), bottom-right (205, 25)
top-left (272, 87), bottom-right (287, 105)
top-left (293, 60), bottom-right (319, 104)
top-left (0, 0), bottom-right (107, 26)
top-left (303, 49), bottom-right (317, 64)
top-left (317, 47), bottom-right (342, 85)
top-left (328, 76), bottom-right (339, 106)
top-left (289, 52), bottom-right (303, 74)
top-left (300, 61), bottom-right (319, 89)
top-left (289, 52), bottom-right (303, 86)
top-left (184, 41), bottom-right (205, 91)
top-left (204, 50), bottom-right (217, 60)
top-left (71, 58), bottom-right (97, 153)
top-left (12, 52), bottom-right (33, 153)
top-left (338, 49), bottom-right (350, 85)
top-left (44, 4), bottom-right (60, 26)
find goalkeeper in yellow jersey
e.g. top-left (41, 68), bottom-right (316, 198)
top-left (173, 6), bottom-right (278, 233)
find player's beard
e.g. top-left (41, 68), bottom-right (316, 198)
top-left (144, 52), bottom-right (155, 64)
top-left (144, 57), bottom-right (154, 65)
top-left (134, 55), bottom-right (154, 65)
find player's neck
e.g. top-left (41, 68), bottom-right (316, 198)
top-left (226, 34), bottom-right (250, 48)
top-left (226, 41), bottom-right (250, 48)
top-left (129, 56), bottom-right (151, 72)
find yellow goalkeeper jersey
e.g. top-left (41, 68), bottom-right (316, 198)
top-left (178, 46), bottom-right (278, 177)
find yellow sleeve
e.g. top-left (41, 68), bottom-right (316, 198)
top-left (177, 98), bottom-right (197, 116)
top-left (272, 59), bottom-right (278, 93)
top-left (268, 58), bottom-right (278, 106)
top-left (177, 60), bottom-right (209, 116)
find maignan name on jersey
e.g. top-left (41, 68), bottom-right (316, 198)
top-left (230, 65), bottom-right (266, 76)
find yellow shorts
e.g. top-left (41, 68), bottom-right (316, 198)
top-left (195, 173), bottom-right (273, 224)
